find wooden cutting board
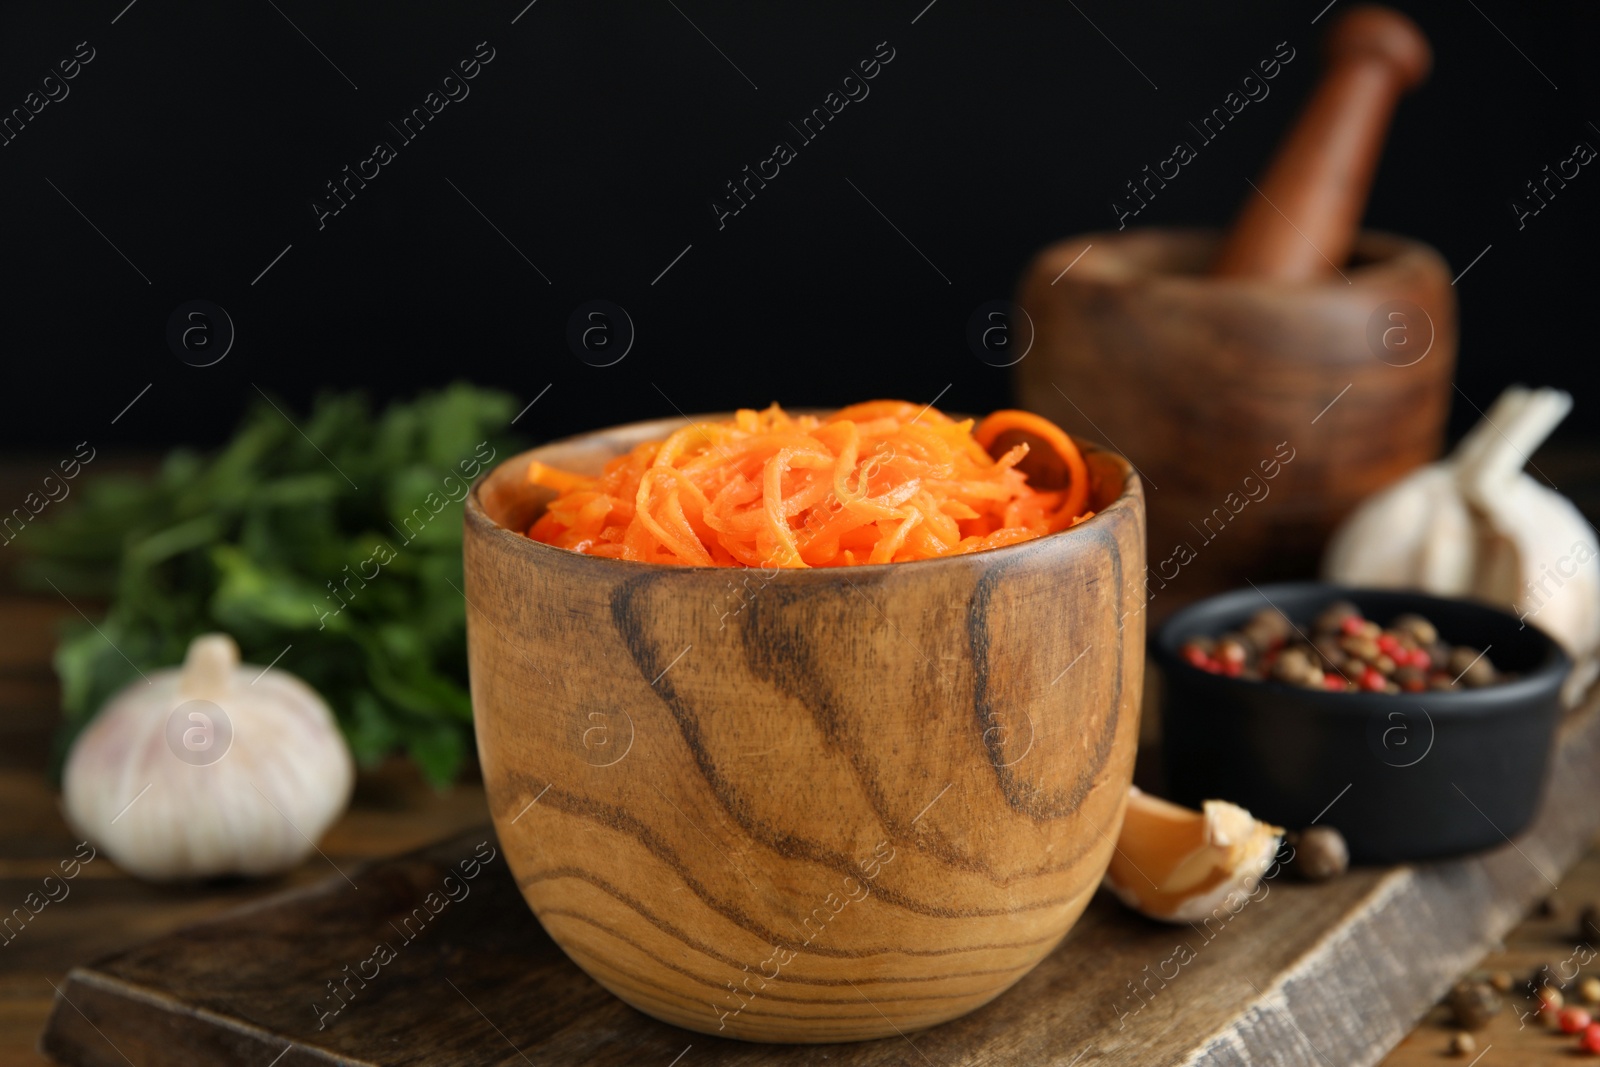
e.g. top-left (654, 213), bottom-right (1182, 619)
top-left (39, 692), bottom-right (1600, 1067)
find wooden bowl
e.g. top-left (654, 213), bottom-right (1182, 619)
top-left (1015, 228), bottom-right (1456, 619)
top-left (463, 415), bottom-right (1146, 1043)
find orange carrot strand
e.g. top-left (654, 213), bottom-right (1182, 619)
top-left (525, 402), bottom-right (1093, 566)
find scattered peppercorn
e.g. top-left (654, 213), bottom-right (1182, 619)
top-left (1178, 604), bottom-right (1508, 692)
top-left (1581, 976), bottom-right (1600, 1005)
top-left (1539, 985), bottom-right (1567, 1012)
top-left (1287, 826), bottom-right (1349, 882)
top-left (1531, 964), bottom-right (1571, 995)
top-left (1447, 978), bottom-right (1502, 1030)
top-left (1489, 970), bottom-right (1514, 993)
top-left (1563, 1007), bottom-right (1595, 1034)
top-left (1448, 1030), bottom-right (1476, 1056)
top-left (1582, 1020), bottom-right (1600, 1055)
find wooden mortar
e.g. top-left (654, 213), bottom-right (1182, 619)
top-left (1016, 6), bottom-right (1455, 614)
top-left (1016, 227), bottom-right (1455, 611)
top-left (464, 415), bottom-right (1145, 1042)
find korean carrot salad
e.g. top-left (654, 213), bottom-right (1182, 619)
top-left (524, 401), bottom-right (1092, 568)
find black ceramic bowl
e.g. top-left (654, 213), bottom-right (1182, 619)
top-left (1155, 583), bottom-right (1571, 864)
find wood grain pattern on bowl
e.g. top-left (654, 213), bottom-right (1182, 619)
top-left (463, 415), bottom-right (1146, 1042)
top-left (1016, 228), bottom-right (1456, 616)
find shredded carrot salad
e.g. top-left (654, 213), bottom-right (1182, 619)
top-left (524, 402), bottom-right (1093, 567)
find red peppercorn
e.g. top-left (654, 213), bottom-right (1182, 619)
top-left (1581, 1021), bottom-right (1600, 1053)
top-left (1402, 677), bottom-right (1426, 693)
top-left (1411, 650), bottom-right (1432, 671)
top-left (1221, 659), bottom-right (1243, 677)
top-left (1340, 616), bottom-right (1366, 636)
top-left (1360, 667), bottom-right (1387, 691)
top-left (1182, 646), bottom-right (1209, 669)
top-left (1323, 674), bottom-right (1347, 691)
top-left (1377, 634), bottom-right (1401, 655)
top-left (1562, 1007), bottom-right (1593, 1033)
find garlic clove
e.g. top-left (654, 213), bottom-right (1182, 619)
top-left (63, 632), bottom-right (354, 882)
top-left (1102, 787), bottom-right (1283, 923)
top-left (1322, 466), bottom-right (1475, 594)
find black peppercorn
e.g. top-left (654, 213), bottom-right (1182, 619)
top-left (1446, 978), bottom-right (1500, 1030)
top-left (1287, 826), bottom-right (1349, 882)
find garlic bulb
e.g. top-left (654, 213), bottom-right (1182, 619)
top-left (63, 633), bottom-right (354, 881)
top-left (1324, 386), bottom-right (1600, 704)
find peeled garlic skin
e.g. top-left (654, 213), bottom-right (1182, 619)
top-left (62, 637), bottom-right (353, 882)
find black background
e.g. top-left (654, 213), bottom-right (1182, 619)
top-left (1, 0), bottom-right (1595, 452)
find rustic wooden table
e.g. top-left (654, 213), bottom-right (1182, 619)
top-left (4, 453), bottom-right (1598, 1065)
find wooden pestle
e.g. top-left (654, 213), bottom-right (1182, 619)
top-left (1212, 6), bottom-right (1431, 280)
